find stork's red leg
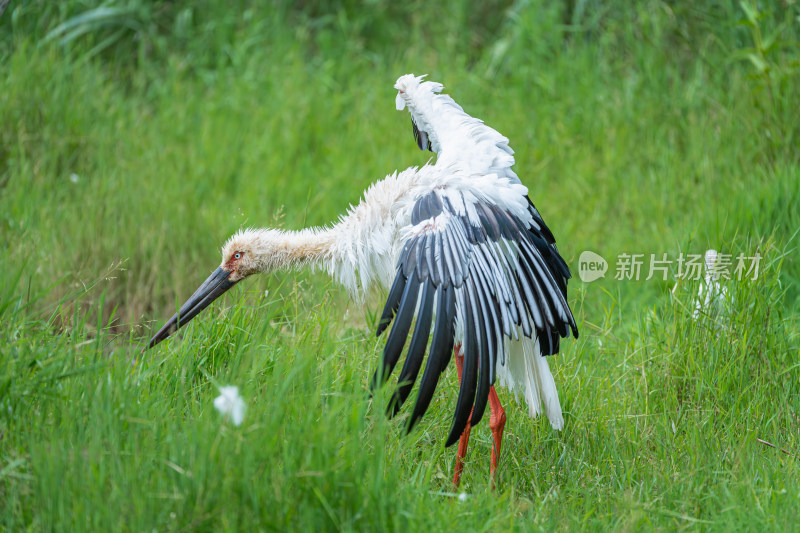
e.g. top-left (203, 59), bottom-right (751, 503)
top-left (452, 344), bottom-right (473, 488)
top-left (488, 385), bottom-right (506, 485)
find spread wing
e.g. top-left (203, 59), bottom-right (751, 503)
top-left (372, 186), bottom-right (578, 446)
top-left (398, 76), bottom-right (519, 183)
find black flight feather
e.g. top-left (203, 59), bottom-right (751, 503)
top-left (445, 296), bottom-right (479, 447)
top-left (408, 286), bottom-right (455, 432)
top-left (388, 281), bottom-right (434, 417)
top-left (470, 277), bottom-right (491, 427)
top-left (411, 119), bottom-right (431, 151)
top-left (377, 272), bottom-right (407, 336)
top-left (371, 275), bottom-right (420, 389)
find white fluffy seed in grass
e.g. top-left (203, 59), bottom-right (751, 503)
top-left (458, 493), bottom-right (468, 502)
top-left (214, 386), bottom-right (246, 426)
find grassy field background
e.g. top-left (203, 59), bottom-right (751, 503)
top-left (1, 1), bottom-right (799, 530)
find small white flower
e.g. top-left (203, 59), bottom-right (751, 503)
top-left (69, 173), bottom-right (79, 184)
top-left (458, 492), bottom-right (468, 502)
top-left (213, 386), bottom-right (246, 426)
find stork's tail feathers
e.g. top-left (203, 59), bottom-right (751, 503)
top-left (497, 335), bottom-right (564, 430)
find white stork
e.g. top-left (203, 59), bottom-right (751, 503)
top-left (146, 74), bottom-right (579, 486)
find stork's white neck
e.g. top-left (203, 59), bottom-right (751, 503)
top-left (231, 167), bottom-right (422, 297)
top-left (267, 228), bottom-right (336, 266)
top-left (224, 227), bottom-right (336, 279)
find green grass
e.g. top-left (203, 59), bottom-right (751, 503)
top-left (1, 1), bottom-right (799, 530)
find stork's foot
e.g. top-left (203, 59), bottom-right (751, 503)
top-left (488, 385), bottom-right (506, 487)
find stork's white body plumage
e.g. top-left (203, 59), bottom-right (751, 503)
top-left (148, 74), bottom-right (577, 484)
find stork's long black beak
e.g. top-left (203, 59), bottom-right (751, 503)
top-left (146, 267), bottom-right (238, 350)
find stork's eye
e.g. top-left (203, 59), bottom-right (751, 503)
top-left (234, 252), bottom-right (243, 260)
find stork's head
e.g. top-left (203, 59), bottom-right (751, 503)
top-left (146, 229), bottom-right (274, 350)
top-left (219, 229), bottom-right (273, 282)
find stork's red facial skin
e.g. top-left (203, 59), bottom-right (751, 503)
top-left (224, 251), bottom-right (244, 271)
